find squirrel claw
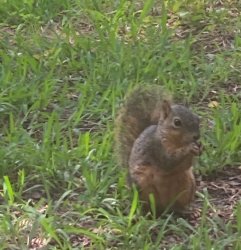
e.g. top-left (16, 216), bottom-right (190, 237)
top-left (190, 142), bottom-right (203, 156)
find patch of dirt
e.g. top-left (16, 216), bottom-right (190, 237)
top-left (0, 25), bottom-right (16, 46)
top-left (170, 2), bottom-right (240, 54)
top-left (193, 166), bottom-right (241, 223)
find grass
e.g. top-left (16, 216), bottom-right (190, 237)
top-left (1, 0), bottom-right (241, 249)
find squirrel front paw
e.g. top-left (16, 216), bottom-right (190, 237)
top-left (189, 142), bottom-right (203, 156)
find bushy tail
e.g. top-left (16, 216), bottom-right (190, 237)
top-left (114, 84), bottom-right (171, 167)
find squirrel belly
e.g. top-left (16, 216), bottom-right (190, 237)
top-left (114, 85), bottom-right (202, 214)
top-left (129, 163), bottom-right (195, 213)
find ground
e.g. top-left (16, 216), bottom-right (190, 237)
top-left (1, 1), bottom-right (241, 249)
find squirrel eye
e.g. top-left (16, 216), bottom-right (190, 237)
top-left (173, 118), bottom-right (182, 127)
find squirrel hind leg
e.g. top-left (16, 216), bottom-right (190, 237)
top-left (129, 164), bottom-right (164, 215)
top-left (135, 186), bottom-right (164, 217)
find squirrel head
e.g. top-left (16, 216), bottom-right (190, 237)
top-left (158, 100), bottom-right (200, 147)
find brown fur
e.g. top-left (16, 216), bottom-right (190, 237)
top-left (130, 165), bottom-right (195, 214)
top-left (128, 127), bottom-right (199, 214)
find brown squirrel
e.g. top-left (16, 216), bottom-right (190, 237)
top-left (115, 85), bottom-right (202, 215)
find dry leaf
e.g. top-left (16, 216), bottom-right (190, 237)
top-left (208, 101), bottom-right (219, 108)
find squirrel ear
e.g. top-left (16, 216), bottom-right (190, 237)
top-left (161, 100), bottom-right (172, 120)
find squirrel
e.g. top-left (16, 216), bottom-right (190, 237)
top-left (115, 85), bottom-right (202, 215)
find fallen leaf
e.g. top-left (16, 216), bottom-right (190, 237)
top-left (208, 100), bottom-right (219, 108)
